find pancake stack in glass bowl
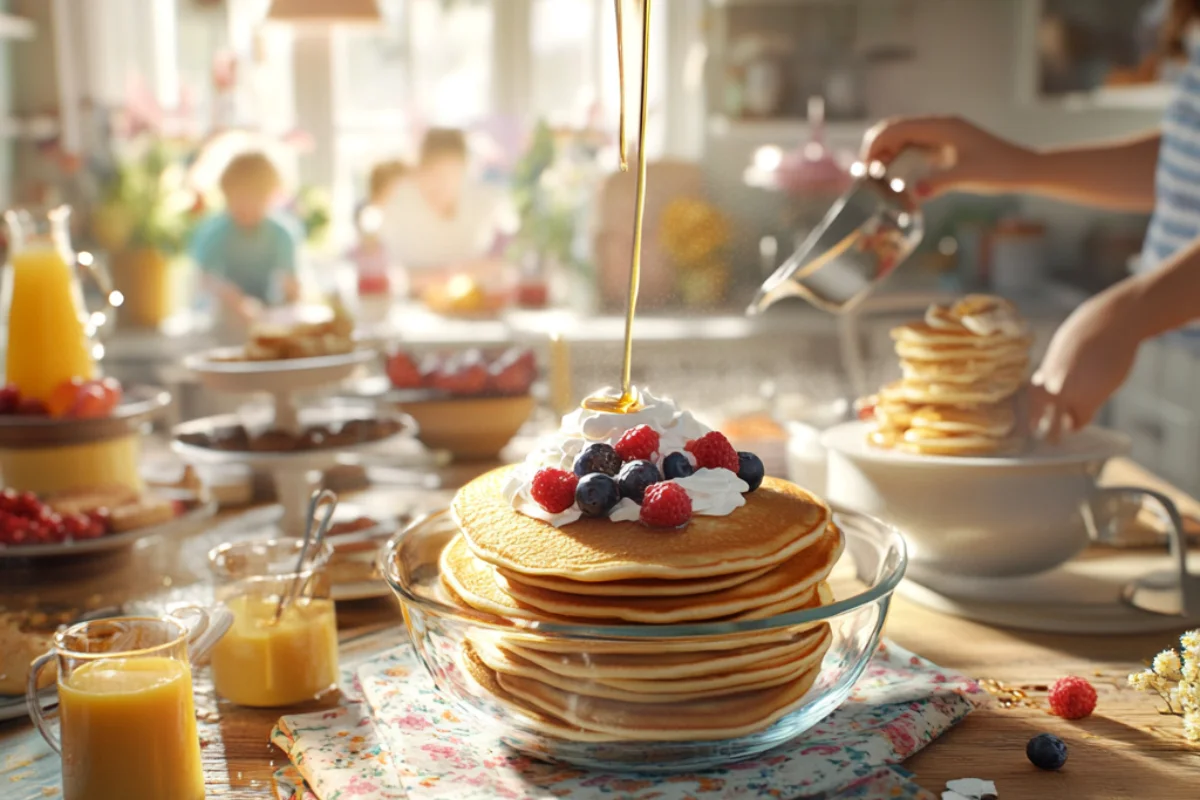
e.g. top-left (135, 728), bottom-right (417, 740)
top-left (858, 295), bottom-right (1033, 456)
top-left (385, 389), bottom-right (906, 770)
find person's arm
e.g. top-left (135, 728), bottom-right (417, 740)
top-left (272, 219), bottom-right (303, 304)
top-left (1029, 237), bottom-right (1200, 438)
top-left (862, 116), bottom-right (1160, 213)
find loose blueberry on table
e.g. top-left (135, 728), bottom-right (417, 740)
top-left (1026, 733), bottom-right (1068, 770)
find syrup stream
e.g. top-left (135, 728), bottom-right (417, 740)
top-left (614, 0), bottom-right (628, 172)
top-left (582, 0), bottom-right (651, 414)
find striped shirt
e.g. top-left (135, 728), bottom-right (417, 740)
top-left (1144, 37), bottom-right (1200, 270)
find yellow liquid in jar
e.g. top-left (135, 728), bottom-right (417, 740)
top-left (0, 434), bottom-right (143, 495)
top-left (584, 0), bottom-right (654, 415)
top-left (210, 594), bottom-right (339, 708)
top-left (5, 246), bottom-right (97, 401)
top-left (58, 657), bottom-right (205, 800)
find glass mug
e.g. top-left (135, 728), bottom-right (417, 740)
top-left (25, 607), bottom-right (232, 800)
top-left (208, 538), bottom-right (340, 707)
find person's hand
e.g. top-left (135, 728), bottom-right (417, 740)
top-left (1028, 288), bottom-right (1141, 441)
top-left (861, 115), bottom-right (1035, 199)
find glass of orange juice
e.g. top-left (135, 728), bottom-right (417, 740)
top-left (25, 607), bottom-right (232, 800)
top-left (207, 538), bottom-right (340, 707)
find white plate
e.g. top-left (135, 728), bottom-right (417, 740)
top-left (0, 500), bottom-right (217, 560)
top-left (183, 347), bottom-right (378, 395)
top-left (821, 420), bottom-right (1130, 468)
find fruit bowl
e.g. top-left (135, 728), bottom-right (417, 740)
top-left (381, 506), bottom-right (904, 772)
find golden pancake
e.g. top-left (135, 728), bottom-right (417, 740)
top-left (498, 624), bottom-right (824, 681)
top-left (898, 427), bottom-right (1020, 457)
top-left (475, 629), bottom-right (829, 702)
top-left (494, 526), bottom-right (842, 623)
top-left (894, 338), bottom-right (1031, 365)
top-left (894, 378), bottom-right (1021, 406)
top-left (901, 358), bottom-right (1027, 385)
top-left (873, 399), bottom-right (918, 429)
top-left (731, 580), bottom-right (835, 620)
top-left (495, 563), bottom-right (774, 598)
top-left (495, 652), bottom-right (826, 741)
top-left (890, 320), bottom-right (1030, 349)
top-left (909, 404), bottom-right (1015, 438)
top-left (458, 645), bottom-right (613, 742)
top-left (453, 468), bottom-right (831, 581)
top-left (440, 535), bottom-right (583, 622)
top-left (504, 584), bottom-right (831, 656)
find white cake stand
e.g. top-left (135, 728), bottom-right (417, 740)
top-left (172, 405), bottom-right (414, 536)
top-left (183, 347), bottom-right (378, 431)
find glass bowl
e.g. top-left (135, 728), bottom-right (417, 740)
top-left (381, 506), bottom-right (906, 772)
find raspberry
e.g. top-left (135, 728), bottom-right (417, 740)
top-left (684, 431), bottom-right (739, 472)
top-left (640, 482), bottom-right (692, 528)
top-left (1048, 676), bottom-right (1097, 720)
top-left (530, 468), bottom-right (578, 514)
top-left (614, 425), bottom-right (660, 462)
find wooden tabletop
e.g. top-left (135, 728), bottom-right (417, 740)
top-left (2, 456), bottom-right (1199, 799)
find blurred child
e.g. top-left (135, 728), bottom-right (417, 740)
top-left (189, 151), bottom-right (302, 325)
top-left (350, 160), bottom-right (408, 294)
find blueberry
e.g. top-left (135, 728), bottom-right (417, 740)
top-left (573, 443), bottom-right (622, 477)
top-left (737, 452), bottom-right (765, 492)
top-left (575, 473), bottom-right (620, 517)
top-left (662, 452), bottom-right (694, 480)
top-left (616, 459), bottom-right (662, 503)
top-left (1026, 733), bottom-right (1067, 771)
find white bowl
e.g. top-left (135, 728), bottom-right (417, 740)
top-left (821, 421), bottom-right (1131, 578)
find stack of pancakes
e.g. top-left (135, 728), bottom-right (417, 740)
top-left (440, 467), bottom-right (844, 742)
top-left (864, 295), bottom-right (1032, 456)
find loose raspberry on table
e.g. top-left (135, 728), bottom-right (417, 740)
top-left (530, 468), bottom-right (579, 514)
top-left (684, 431), bottom-right (740, 473)
top-left (640, 482), bottom-right (692, 528)
top-left (614, 425), bottom-right (660, 462)
top-left (1048, 676), bottom-right (1097, 720)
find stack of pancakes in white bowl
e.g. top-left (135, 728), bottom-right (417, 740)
top-left (441, 468), bottom-right (844, 741)
top-left (860, 295), bottom-right (1032, 457)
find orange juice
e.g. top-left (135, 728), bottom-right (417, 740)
top-left (58, 656), bottom-right (205, 800)
top-left (211, 594), bottom-right (339, 707)
top-left (5, 246), bottom-right (96, 401)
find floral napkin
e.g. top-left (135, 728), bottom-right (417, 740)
top-left (272, 641), bottom-right (986, 800)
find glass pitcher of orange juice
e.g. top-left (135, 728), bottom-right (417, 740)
top-left (25, 607), bottom-right (232, 800)
top-left (208, 538), bottom-right (340, 707)
top-left (3, 205), bottom-right (119, 402)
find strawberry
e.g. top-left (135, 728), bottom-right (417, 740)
top-left (530, 468), bottom-right (578, 514)
top-left (386, 351), bottom-right (424, 390)
top-left (640, 482), bottom-right (692, 528)
top-left (684, 432), bottom-right (740, 473)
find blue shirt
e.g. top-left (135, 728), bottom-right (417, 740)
top-left (188, 212), bottom-right (300, 303)
top-left (1144, 38), bottom-right (1200, 269)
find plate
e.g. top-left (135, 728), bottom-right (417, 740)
top-left (183, 347), bottom-right (378, 395)
top-left (0, 386), bottom-right (170, 449)
top-left (171, 407), bottom-right (415, 471)
top-left (821, 420), bottom-right (1130, 468)
top-left (0, 499), bottom-right (217, 560)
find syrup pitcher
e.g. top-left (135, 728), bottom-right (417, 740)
top-left (748, 146), bottom-right (956, 315)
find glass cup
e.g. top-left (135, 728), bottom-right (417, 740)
top-left (207, 538), bottom-right (340, 707)
top-left (26, 607), bottom-right (232, 800)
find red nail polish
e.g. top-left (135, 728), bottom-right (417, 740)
top-left (914, 180), bottom-right (931, 198)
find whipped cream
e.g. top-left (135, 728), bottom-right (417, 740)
top-left (502, 388), bottom-right (748, 527)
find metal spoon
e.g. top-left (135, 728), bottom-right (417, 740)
top-left (272, 488), bottom-right (338, 626)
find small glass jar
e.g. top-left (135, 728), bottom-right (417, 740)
top-left (207, 538), bottom-right (339, 708)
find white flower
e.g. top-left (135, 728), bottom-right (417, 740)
top-left (1154, 650), bottom-right (1184, 681)
top-left (1181, 630), bottom-right (1200, 651)
top-left (1183, 715), bottom-right (1200, 742)
top-left (1129, 670), bottom-right (1156, 690)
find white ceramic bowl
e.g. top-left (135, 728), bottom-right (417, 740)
top-left (821, 421), bottom-right (1132, 578)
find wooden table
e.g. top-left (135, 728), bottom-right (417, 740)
top-left (3, 457), bottom-right (1198, 799)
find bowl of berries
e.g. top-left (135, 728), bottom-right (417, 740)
top-left (367, 346), bottom-right (538, 461)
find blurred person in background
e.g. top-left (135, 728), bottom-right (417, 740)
top-left (379, 128), bottom-right (516, 298)
top-left (189, 151), bottom-right (302, 328)
top-left (351, 159), bottom-right (408, 296)
top-left (861, 0), bottom-right (1200, 440)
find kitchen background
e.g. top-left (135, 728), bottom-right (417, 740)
top-left (0, 0), bottom-right (1194, 493)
